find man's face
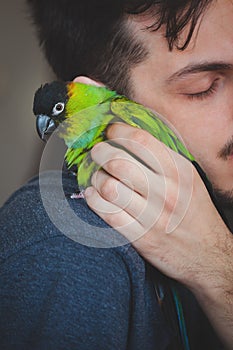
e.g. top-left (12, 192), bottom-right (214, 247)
top-left (128, 0), bottom-right (233, 200)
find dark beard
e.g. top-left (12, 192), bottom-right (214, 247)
top-left (213, 188), bottom-right (233, 233)
top-left (192, 161), bottom-right (233, 233)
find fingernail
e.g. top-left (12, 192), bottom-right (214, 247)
top-left (84, 187), bottom-right (93, 198)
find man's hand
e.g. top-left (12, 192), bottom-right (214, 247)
top-left (85, 123), bottom-right (233, 348)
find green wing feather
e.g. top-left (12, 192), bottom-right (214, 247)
top-left (59, 94), bottom-right (194, 190)
top-left (110, 97), bottom-right (194, 160)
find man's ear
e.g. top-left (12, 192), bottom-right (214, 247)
top-left (73, 76), bottom-right (104, 87)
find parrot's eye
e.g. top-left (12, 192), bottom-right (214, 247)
top-left (52, 102), bottom-right (65, 116)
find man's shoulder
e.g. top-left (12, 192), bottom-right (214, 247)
top-left (0, 170), bottom-right (143, 273)
top-left (0, 172), bottom-right (144, 349)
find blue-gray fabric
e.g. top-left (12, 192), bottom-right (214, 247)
top-left (0, 171), bottom-right (224, 349)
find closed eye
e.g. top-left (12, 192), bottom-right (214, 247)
top-left (185, 79), bottom-right (219, 101)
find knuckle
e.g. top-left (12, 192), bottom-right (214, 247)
top-left (106, 213), bottom-right (122, 227)
top-left (111, 149), bottom-right (125, 160)
top-left (106, 151), bottom-right (129, 174)
top-left (164, 191), bottom-right (178, 212)
top-left (131, 128), bottom-right (150, 147)
top-left (106, 158), bottom-right (120, 174)
top-left (100, 176), bottom-right (117, 201)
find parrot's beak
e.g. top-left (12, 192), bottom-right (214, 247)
top-left (36, 115), bottom-right (56, 141)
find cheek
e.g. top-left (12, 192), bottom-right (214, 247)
top-left (131, 84), bottom-right (229, 162)
top-left (155, 102), bottom-right (224, 167)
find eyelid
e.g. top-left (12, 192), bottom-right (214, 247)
top-left (184, 78), bottom-right (220, 100)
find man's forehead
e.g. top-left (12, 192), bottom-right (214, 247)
top-left (128, 0), bottom-right (233, 79)
top-left (129, 0), bottom-right (233, 44)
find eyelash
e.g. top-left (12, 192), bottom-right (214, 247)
top-left (186, 79), bottom-right (219, 101)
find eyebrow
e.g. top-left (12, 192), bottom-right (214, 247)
top-left (167, 62), bottom-right (233, 82)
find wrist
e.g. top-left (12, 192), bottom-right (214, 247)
top-left (186, 223), bottom-right (233, 298)
top-left (190, 233), bottom-right (233, 306)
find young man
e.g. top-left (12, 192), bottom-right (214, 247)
top-left (0, 0), bottom-right (232, 349)
top-left (84, 0), bottom-right (233, 347)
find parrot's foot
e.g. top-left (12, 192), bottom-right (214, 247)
top-left (70, 190), bottom-right (85, 199)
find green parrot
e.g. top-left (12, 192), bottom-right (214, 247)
top-left (33, 81), bottom-right (195, 194)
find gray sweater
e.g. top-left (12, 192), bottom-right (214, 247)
top-left (0, 171), bottom-right (224, 349)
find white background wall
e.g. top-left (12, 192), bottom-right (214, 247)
top-left (0, 0), bottom-right (55, 206)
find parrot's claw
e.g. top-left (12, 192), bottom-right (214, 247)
top-left (70, 190), bottom-right (85, 199)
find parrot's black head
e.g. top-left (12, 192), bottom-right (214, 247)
top-left (33, 81), bottom-right (68, 140)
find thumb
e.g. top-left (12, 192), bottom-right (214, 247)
top-left (73, 76), bottom-right (104, 87)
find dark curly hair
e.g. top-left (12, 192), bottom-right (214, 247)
top-left (26, 0), bottom-right (213, 95)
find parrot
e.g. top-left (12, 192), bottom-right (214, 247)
top-left (33, 80), bottom-right (200, 350)
top-left (33, 81), bottom-right (195, 190)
